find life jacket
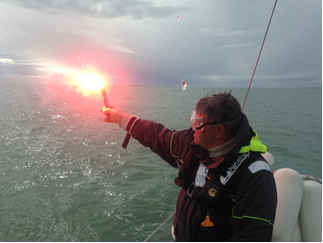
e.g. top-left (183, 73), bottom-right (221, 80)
top-left (188, 133), bottom-right (267, 200)
top-left (174, 133), bottom-right (268, 241)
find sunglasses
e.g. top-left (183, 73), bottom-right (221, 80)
top-left (190, 110), bottom-right (222, 131)
top-left (191, 110), bottom-right (241, 131)
top-left (192, 121), bottom-right (219, 131)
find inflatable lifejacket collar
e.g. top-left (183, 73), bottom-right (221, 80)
top-left (239, 132), bottom-right (267, 153)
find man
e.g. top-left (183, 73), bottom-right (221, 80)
top-left (102, 92), bottom-right (277, 241)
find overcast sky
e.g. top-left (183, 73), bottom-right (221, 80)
top-left (0, 0), bottom-right (321, 87)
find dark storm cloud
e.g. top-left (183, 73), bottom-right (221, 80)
top-left (6, 0), bottom-right (188, 19)
top-left (0, 0), bottom-right (321, 87)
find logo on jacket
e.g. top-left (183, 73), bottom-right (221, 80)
top-left (219, 152), bottom-right (249, 185)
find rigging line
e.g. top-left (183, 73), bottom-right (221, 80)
top-left (143, 211), bottom-right (174, 242)
top-left (242, 0), bottom-right (278, 110)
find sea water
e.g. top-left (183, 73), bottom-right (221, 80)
top-left (0, 77), bottom-right (321, 241)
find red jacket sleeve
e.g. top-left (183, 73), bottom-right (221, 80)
top-left (129, 118), bottom-right (188, 168)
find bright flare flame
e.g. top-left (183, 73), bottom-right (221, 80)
top-left (74, 70), bottom-right (105, 95)
top-left (40, 63), bottom-right (110, 96)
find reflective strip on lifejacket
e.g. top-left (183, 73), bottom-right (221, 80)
top-left (248, 160), bottom-right (272, 174)
top-left (239, 132), bottom-right (267, 154)
top-left (232, 208), bottom-right (273, 225)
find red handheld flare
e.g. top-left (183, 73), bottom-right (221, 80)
top-left (101, 87), bottom-right (131, 149)
top-left (101, 88), bottom-right (110, 108)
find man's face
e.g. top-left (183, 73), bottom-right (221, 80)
top-left (191, 111), bottom-right (214, 149)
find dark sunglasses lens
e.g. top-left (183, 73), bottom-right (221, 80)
top-left (196, 123), bottom-right (205, 130)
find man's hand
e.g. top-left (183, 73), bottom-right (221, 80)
top-left (102, 107), bottom-right (131, 129)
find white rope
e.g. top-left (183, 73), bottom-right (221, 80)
top-left (143, 211), bottom-right (174, 242)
